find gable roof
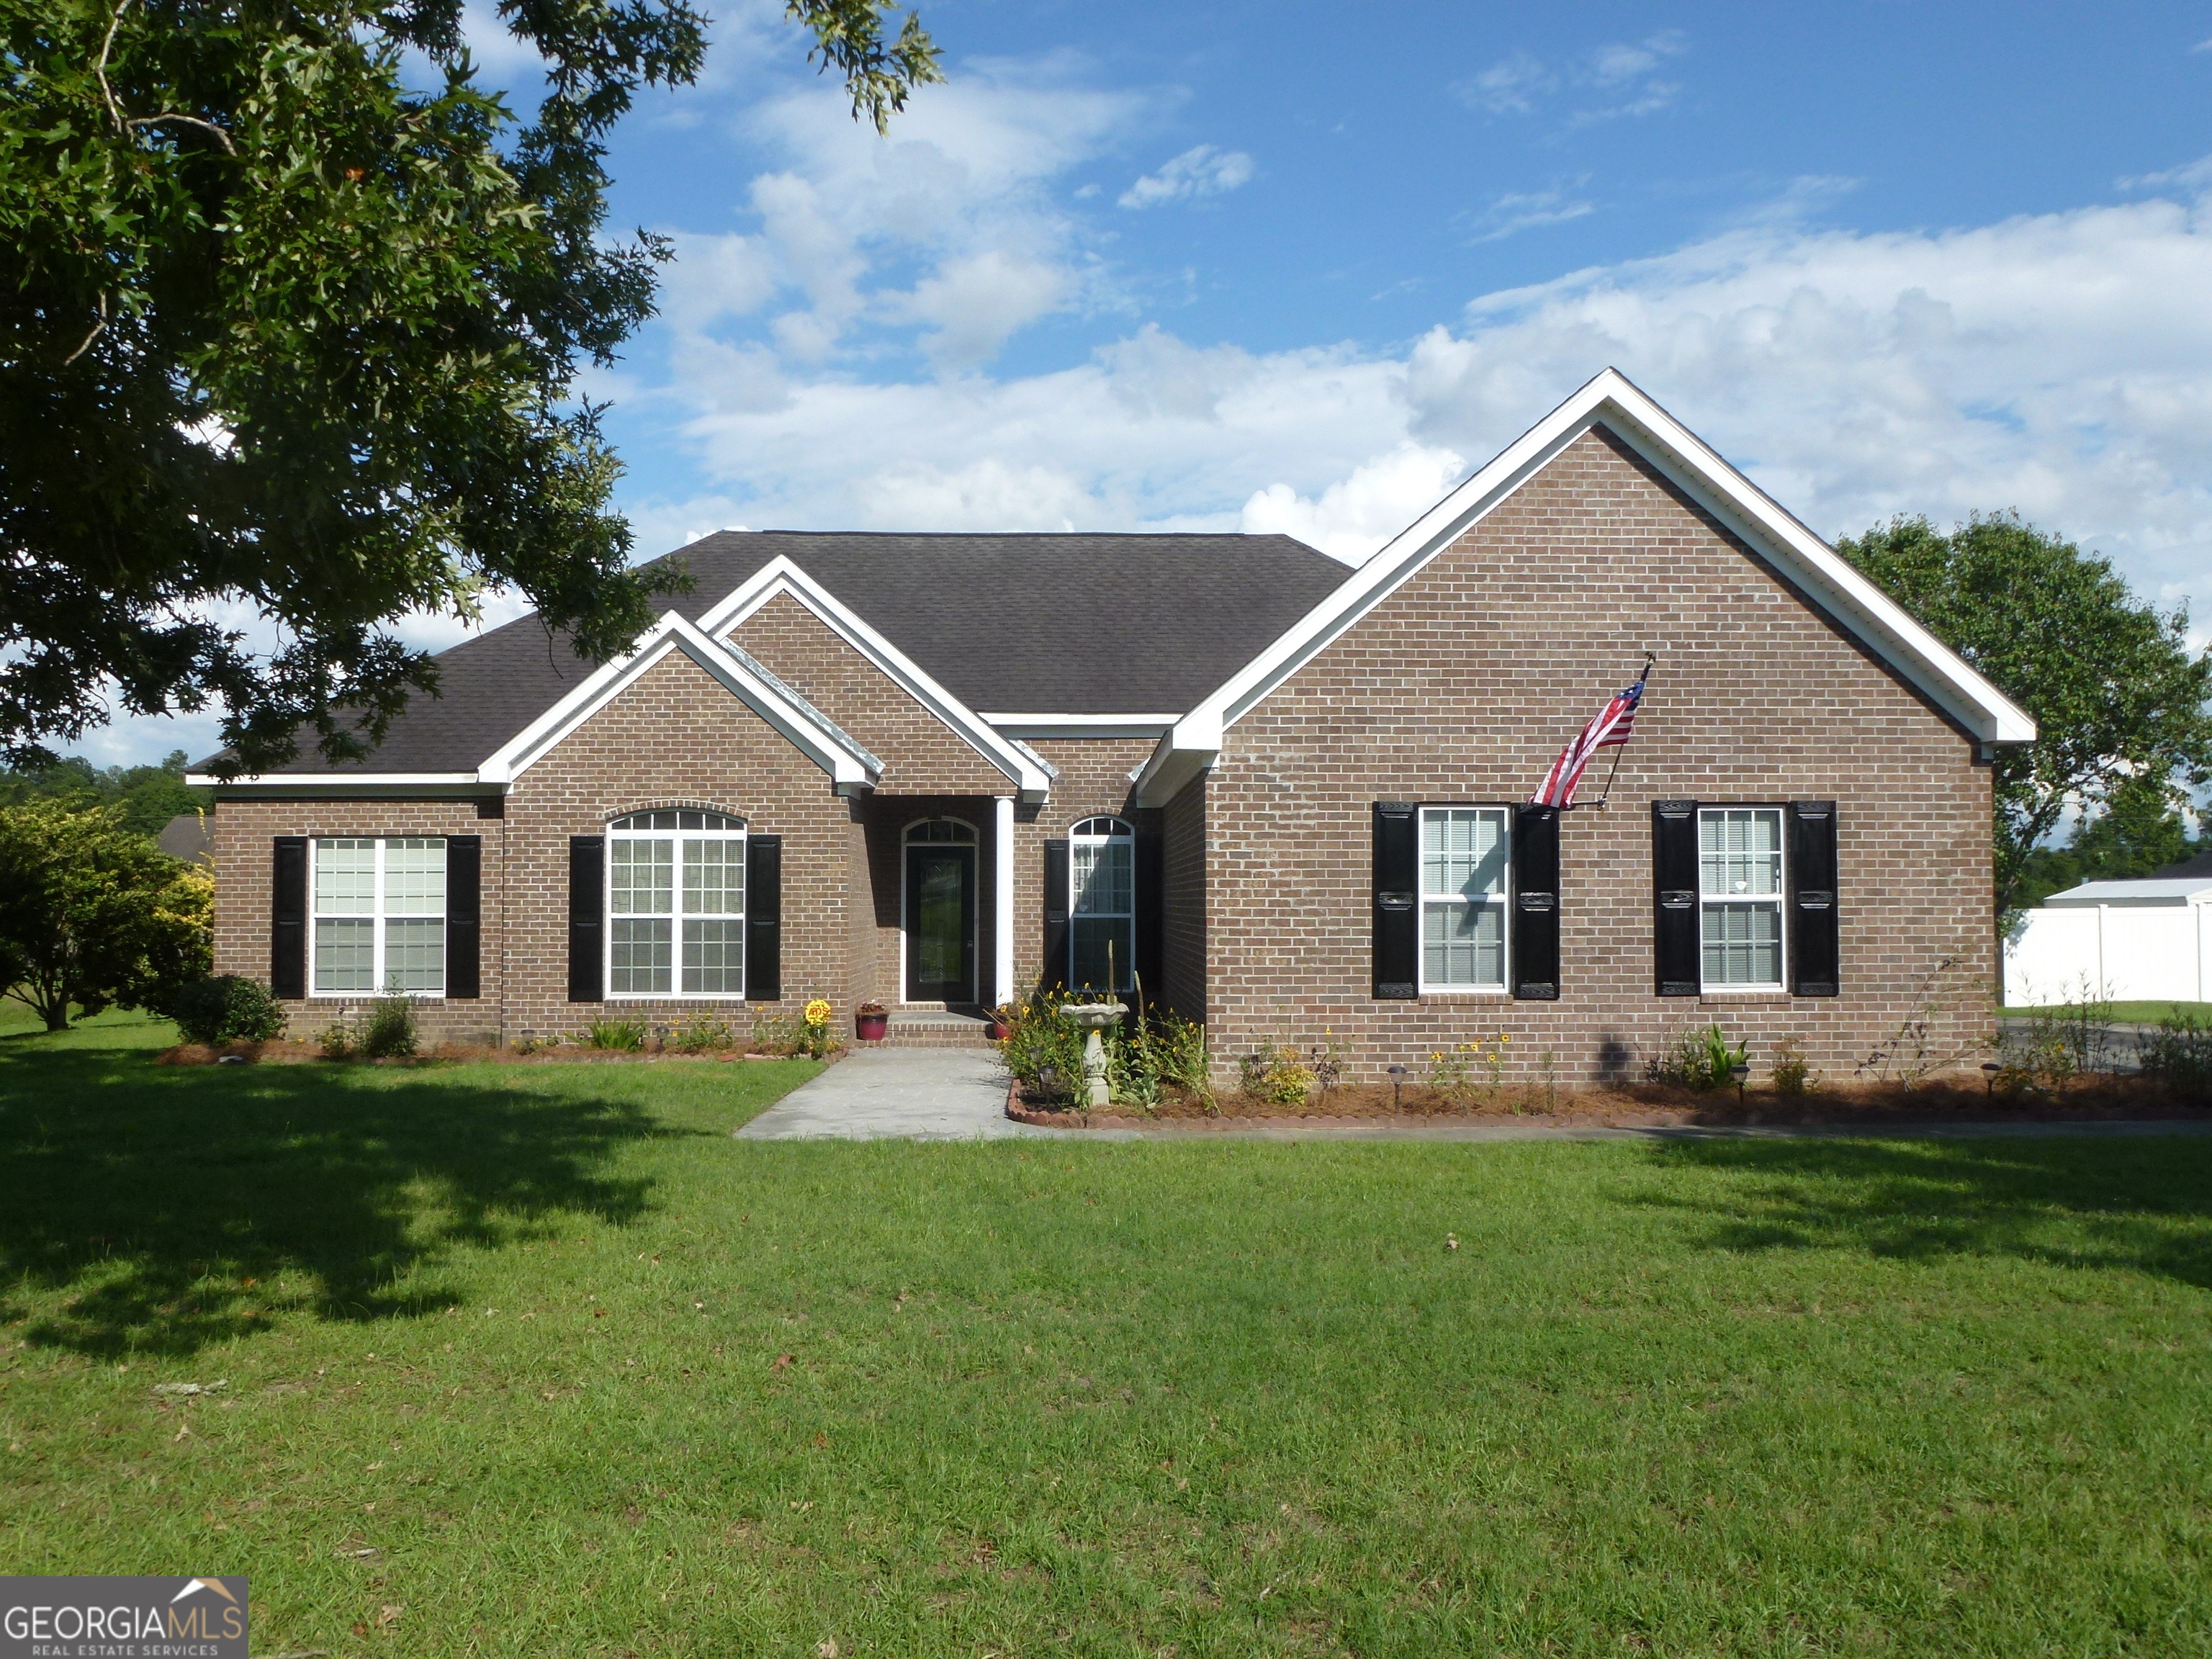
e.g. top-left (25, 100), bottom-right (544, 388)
top-left (192, 531), bottom-right (1347, 783)
top-left (1134, 367), bottom-right (2037, 806)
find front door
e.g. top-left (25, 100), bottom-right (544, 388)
top-left (904, 842), bottom-right (976, 1002)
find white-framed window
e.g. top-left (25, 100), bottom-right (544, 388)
top-left (1419, 806), bottom-right (1510, 992)
top-left (1069, 815), bottom-right (1134, 992)
top-left (606, 810), bottom-right (746, 998)
top-left (1699, 806), bottom-right (1785, 989)
top-left (311, 837), bottom-right (446, 996)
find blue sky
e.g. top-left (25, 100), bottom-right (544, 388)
top-left (95, 1), bottom-right (2212, 763)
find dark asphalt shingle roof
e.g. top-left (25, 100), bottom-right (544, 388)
top-left (230, 531), bottom-right (1349, 775)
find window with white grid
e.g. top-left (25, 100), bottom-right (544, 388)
top-left (1069, 816), bottom-right (1134, 992)
top-left (311, 837), bottom-right (446, 995)
top-left (606, 811), bottom-right (745, 997)
top-left (1419, 807), bottom-right (1510, 990)
top-left (1699, 807), bottom-right (1785, 989)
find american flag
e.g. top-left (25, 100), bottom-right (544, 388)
top-left (1531, 679), bottom-right (1645, 809)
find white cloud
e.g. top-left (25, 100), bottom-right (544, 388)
top-left (653, 166), bottom-right (2212, 616)
top-left (1239, 445), bottom-right (1467, 562)
top-left (1118, 145), bottom-right (1256, 209)
top-left (655, 54), bottom-right (1145, 373)
top-left (1456, 32), bottom-right (1686, 125)
top-left (1453, 51), bottom-right (1554, 116)
top-left (1470, 187), bottom-right (1595, 243)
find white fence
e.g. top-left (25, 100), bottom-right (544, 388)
top-left (2004, 902), bottom-right (2212, 1005)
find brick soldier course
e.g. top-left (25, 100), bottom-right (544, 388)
top-left (197, 370), bottom-right (2031, 1083)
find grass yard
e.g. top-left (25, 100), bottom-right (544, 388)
top-left (3, 1017), bottom-right (2210, 1656)
top-left (1999, 999), bottom-right (2212, 1025)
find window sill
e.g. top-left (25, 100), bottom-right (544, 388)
top-left (1695, 991), bottom-right (1793, 1006)
top-left (308, 993), bottom-right (446, 1002)
top-left (1419, 989), bottom-right (1513, 999)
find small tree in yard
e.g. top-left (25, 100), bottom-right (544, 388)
top-left (0, 800), bottom-right (212, 1030)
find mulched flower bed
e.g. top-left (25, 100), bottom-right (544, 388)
top-left (158, 1040), bottom-right (843, 1067)
top-left (1006, 1075), bottom-right (2212, 1130)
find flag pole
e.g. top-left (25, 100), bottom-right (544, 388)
top-left (1586, 652), bottom-right (1655, 811)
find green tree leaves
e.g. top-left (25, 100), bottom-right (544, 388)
top-left (0, 799), bottom-right (212, 1029)
top-left (1838, 513), bottom-right (2212, 921)
top-left (0, 0), bottom-right (936, 773)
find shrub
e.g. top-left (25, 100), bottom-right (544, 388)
top-left (318, 1022), bottom-right (355, 1060)
top-left (1423, 1043), bottom-right (1478, 1108)
top-left (1771, 1035), bottom-right (1814, 1097)
top-left (2139, 1010), bottom-right (2212, 1095)
top-left (667, 1013), bottom-right (734, 1054)
top-left (583, 1017), bottom-right (647, 1052)
top-left (359, 992), bottom-right (418, 1058)
top-left (1650, 1025), bottom-right (1748, 1092)
top-left (171, 974), bottom-right (284, 1046)
top-left (998, 987), bottom-right (1086, 1102)
top-left (1241, 1043), bottom-right (1315, 1106)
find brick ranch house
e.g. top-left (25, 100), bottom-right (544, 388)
top-left (193, 370), bottom-right (2033, 1082)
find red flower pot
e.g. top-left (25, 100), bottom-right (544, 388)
top-left (856, 1011), bottom-right (888, 1041)
top-left (987, 1020), bottom-right (1012, 1041)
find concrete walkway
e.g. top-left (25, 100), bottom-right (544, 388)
top-left (737, 1047), bottom-right (1056, 1141)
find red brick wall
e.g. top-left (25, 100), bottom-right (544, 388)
top-left (500, 649), bottom-right (855, 1040)
top-left (732, 593), bottom-right (1012, 796)
top-left (1195, 424), bottom-right (1996, 1085)
top-left (212, 799), bottom-right (506, 1046)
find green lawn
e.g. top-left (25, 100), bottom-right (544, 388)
top-left (1999, 999), bottom-right (2212, 1025)
top-left (3, 1017), bottom-right (2209, 1656)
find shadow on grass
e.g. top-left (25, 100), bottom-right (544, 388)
top-left (0, 1032), bottom-right (678, 1357)
top-left (1637, 1135), bottom-right (2212, 1291)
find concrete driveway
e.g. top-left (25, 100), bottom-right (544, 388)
top-left (736, 1047), bottom-right (1056, 1141)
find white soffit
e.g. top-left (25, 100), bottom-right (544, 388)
top-left (700, 556), bottom-right (1054, 799)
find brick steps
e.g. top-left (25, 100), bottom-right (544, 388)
top-left (860, 1011), bottom-right (998, 1051)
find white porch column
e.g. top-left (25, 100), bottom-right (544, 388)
top-left (994, 793), bottom-right (1016, 1008)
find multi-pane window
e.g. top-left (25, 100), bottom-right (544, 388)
top-left (607, 811), bottom-right (745, 997)
top-left (1420, 807), bottom-right (1510, 989)
top-left (1069, 815), bottom-right (1134, 992)
top-left (312, 837), bottom-right (446, 995)
top-left (1699, 807), bottom-right (1784, 989)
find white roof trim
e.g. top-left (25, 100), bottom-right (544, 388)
top-left (1136, 368), bottom-right (2033, 808)
top-left (187, 771), bottom-right (485, 787)
top-left (698, 555), bottom-right (1053, 799)
top-left (477, 611), bottom-right (880, 789)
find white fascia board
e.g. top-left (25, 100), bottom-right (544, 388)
top-left (1132, 710), bottom-right (1221, 809)
top-left (1177, 367), bottom-right (2036, 751)
top-left (698, 557), bottom-right (1053, 796)
top-left (477, 611), bottom-right (878, 788)
top-left (186, 773), bottom-right (493, 793)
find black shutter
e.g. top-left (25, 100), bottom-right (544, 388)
top-left (445, 836), bottom-right (482, 1000)
top-left (1043, 839), bottom-right (1070, 991)
top-left (270, 837), bottom-right (307, 999)
top-left (1789, 801), bottom-right (1840, 997)
top-left (1653, 801), bottom-right (1699, 996)
top-left (744, 835), bottom-right (782, 1002)
top-left (1372, 802), bottom-right (1418, 999)
top-left (1511, 804), bottom-right (1560, 1000)
top-left (567, 835), bottom-right (603, 1003)
top-left (1134, 830), bottom-right (1165, 1008)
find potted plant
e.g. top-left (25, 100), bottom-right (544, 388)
top-left (855, 1000), bottom-right (888, 1042)
top-left (987, 1003), bottom-right (1015, 1041)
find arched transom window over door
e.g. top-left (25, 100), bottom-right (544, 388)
top-left (904, 819), bottom-right (977, 1002)
top-left (1070, 816), bottom-right (1134, 992)
top-left (607, 810), bottom-right (746, 997)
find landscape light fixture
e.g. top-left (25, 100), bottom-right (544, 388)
top-left (1730, 1061), bottom-right (1750, 1107)
top-left (1387, 1064), bottom-right (1409, 1111)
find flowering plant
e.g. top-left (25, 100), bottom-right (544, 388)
top-left (803, 998), bottom-right (832, 1028)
